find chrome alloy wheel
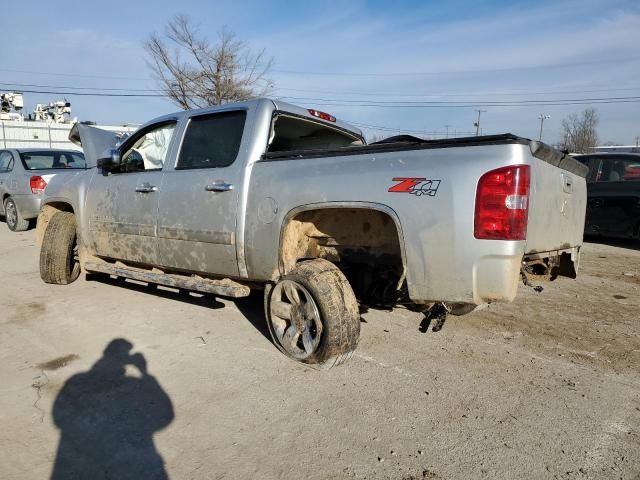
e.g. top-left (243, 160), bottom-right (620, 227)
top-left (269, 279), bottom-right (323, 359)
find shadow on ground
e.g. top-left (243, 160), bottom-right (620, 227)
top-left (51, 338), bottom-right (173, 480)
top-left (86, 274), bottom-right (273, 342)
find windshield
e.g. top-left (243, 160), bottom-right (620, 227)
top-left (20, 151), bottom-right (87, 170)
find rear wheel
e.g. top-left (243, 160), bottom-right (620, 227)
top-left (265, 259), bottom-right (360, 368)
top-left (4, 198), bottom-right (29, 232)
top-left (40, 211), bottom-right (81, 285)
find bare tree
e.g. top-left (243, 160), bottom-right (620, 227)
top-left (560, 108), bottom-right (599, 153)
top-left (145, 15), bottom-right (274, 109)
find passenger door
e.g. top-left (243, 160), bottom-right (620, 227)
top-left (85, 121), bottom-right (177, 265)
top-left (0, 151), bottom-right (15, 212)
top-left (157, 110), bottom-right (247, 277)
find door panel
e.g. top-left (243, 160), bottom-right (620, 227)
top-left (86, 172), bottom-right (163, 265)
top-left (157, 110), bottom-right (247, 277)
top-left (84, 121), bottom-right (177, 265)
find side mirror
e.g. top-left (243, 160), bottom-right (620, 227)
top-left (97, 148), bottom-right (121, 172)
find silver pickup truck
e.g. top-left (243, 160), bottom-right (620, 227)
top-left (37, 98), bottom-right (587, 367)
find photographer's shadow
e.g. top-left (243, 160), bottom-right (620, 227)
top-left (51, 339), bottom-right (174, 480)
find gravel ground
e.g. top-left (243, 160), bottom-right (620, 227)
top-left (0, 227), bottom-right (638, 480)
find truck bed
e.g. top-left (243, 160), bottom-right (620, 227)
top-left (248, 133), bottom-right (587, 303)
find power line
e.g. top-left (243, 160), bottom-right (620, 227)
top-left (269, 56), bottom-right (640, 77)
top-left (5, 87), bottom-right (640, 107)
top-left (276, 95), bottom-right (640, 105)
top-left (5, 88), bottom-right (164, 98)
top-left (5, 79), bottom-right (640, 98)
top-left (274, 95), bottom-right (640, 108)
top-left (0, 68), bottom-right (152, 81)
top-left (1, 55), bottom-right (638, 81)
top-left (4, 80), bottom-right (640, 100)
top-left (274, 85), bottom-right (640, 98)
top-left (0, 81), bottom-right (163, 92)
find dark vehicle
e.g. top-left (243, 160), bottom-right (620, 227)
top-left (576, 153), bottom-right (640, 239)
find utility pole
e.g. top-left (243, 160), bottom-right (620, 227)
top-left (635, 136), bottom-right (639, 148)
top-left (445, 125), bottom-right (450, 139)
top-left (538, 114), bottom-right (550, 141)
top-left (474, 109), bottom-right (487, 136)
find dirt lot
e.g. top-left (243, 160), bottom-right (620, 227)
top-left (0, 227), bottom-right (638, 480)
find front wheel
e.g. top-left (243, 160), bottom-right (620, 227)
top-left (40, 211), bottom-right (81, 285)
top-left (265, 259), bottom-right (360, 368)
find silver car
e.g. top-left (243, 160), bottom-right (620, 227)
top-left (0, 148), bottom-right (86, 231)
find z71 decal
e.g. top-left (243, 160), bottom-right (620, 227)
top-left (388, 178), bottom-right (441, 197)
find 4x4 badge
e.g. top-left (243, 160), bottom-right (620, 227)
top-left (389, 178), bottom-right (441, 197)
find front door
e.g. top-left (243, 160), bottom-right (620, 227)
top-left (85, 121), bottom-right (177, 265)
top-left (157, 110), bottom-right (247, 277)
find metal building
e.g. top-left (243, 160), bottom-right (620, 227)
top-left (0, 120), bottom-right (137, 150)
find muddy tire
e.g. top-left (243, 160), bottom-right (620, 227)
top-left (4, 197), bottom-right (29, 232)
top-left (40, 211), bottom-right (81, 285)
top-left (265, 259), bottom-right (360, 368)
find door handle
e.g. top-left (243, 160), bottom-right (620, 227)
top-left (135, 183), bottom-right (158, 193)
top-left (205, 182), bottom-right (234, 192)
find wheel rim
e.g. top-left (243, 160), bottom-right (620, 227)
top-left (269, 280), bottom-right (323, 359)
top-left (69, 236), bottom-right (80, 279)
top-left (5, 201), bottom-right (17, 229)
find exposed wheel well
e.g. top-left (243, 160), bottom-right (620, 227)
top-left (280, 207), bottom-right (407, 306)
top-left (36, 202), bottom-right (74, 246)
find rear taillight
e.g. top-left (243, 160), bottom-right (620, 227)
top-left (474, 165), bottom-right (530, 240)
top-left (30, 175), bottom-right (47, 194)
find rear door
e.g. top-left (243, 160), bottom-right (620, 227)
top-left (157, 109), bottom-right (247, 277)
top-left (0, 151), bottom-right (15, 212)
top-left (85, 121), bottom-right (177, 264)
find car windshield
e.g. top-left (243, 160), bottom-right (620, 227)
top-left (19, 151), bottom-right (86, 170)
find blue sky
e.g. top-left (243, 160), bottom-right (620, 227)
top-left (1, 0), bottom-right (639, 144)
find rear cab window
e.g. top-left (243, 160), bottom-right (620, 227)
top-left (20, 151), bottom-right (86, 170)
top-left (267, 114), bottom-right (364, 153)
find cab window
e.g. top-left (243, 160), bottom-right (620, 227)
top-left (120, 122), bottom-right (176, 172)
top-left (176, 111), bottom-right (246, 170)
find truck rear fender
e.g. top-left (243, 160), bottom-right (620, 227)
top-left (278, 203), bottom-right (408, 304)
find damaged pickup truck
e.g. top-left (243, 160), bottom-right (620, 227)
top-left (37, 99), bottom-right (587, 367)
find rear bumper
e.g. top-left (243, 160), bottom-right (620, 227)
top-left (472, 253), bottom-right (522, 304)
top-left (11, 194), bottom-right (42, 220)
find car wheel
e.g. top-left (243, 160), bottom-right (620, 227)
top-left (40, 211), bottom-right (81, 285)
top-left (265, 258), bottom-right (360, 368)
top-left (4, 197), bottom-right (30, 232)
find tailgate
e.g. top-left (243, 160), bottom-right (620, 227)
top-left (525, 142), bottom-right (588, 256)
